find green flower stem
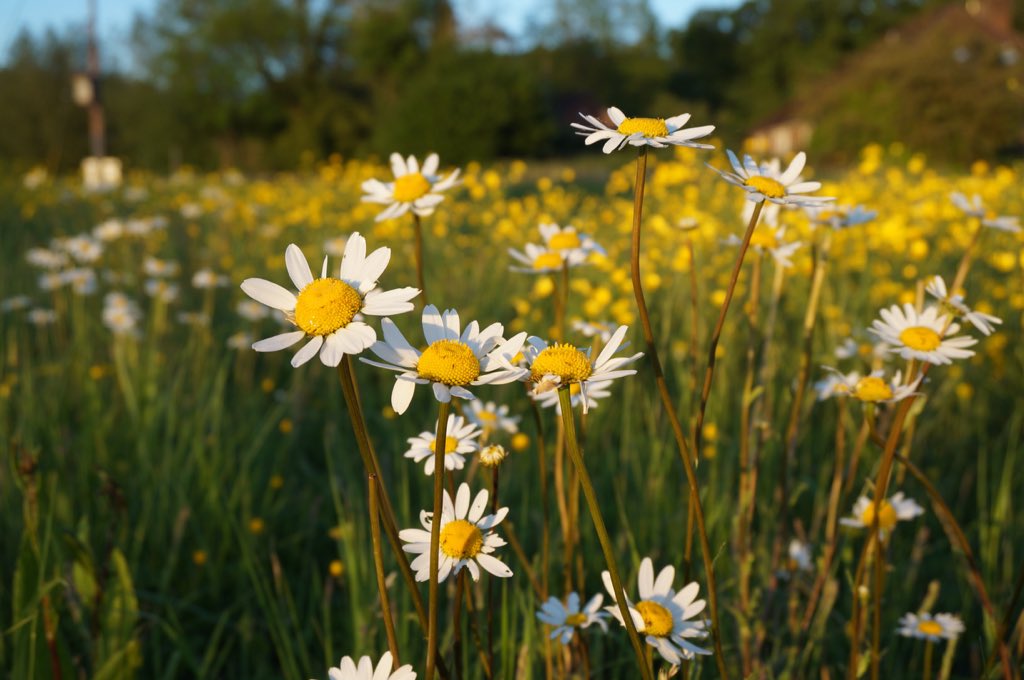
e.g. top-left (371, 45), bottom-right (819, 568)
top-left (368, 473), bottom-right (401, 665)
top-left (337, 358), bottom-right (449, 679)
top-left (412, 213), bottom-right (429, 306)
top-left (694, 198), bottom-right (764, 460)
top-left (949, 216), bottom-right (984, 293)
top-left (556, 386), bottom-right (653, 680)
top-left (630, 147), bottom-right (730, 679)
top-left (923, 640), bottom-right (934, 680)
top-left (425, 400), bottom-right (452, 680)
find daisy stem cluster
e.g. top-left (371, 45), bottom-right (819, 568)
top-left (368, 473), bottom-right (401, 664)
top-left (425, 400), bottom-right (451, 680)
top-left (556, 386), bottom-right (653, 680)
top-left (629, 147), bottom-right (730, 678)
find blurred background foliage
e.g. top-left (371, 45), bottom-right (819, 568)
top-left (0, 0), bottom-right (1022, 169)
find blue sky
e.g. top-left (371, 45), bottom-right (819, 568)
top-left (2, 0), bottom-right (740, 66)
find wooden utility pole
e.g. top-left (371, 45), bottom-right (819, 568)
top-left (86, 0), bottom-right (106, 157)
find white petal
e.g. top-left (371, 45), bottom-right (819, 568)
top-left (607, 107), bottom-right (626, 125)
top-left (389, 152), bottom-right (407, 177)
top-left (422, 305), bottom-right (445, 344)
top-left (241, 278), bottom-right (297, 311)
top-left (291, 336), bottom-right (324, 367)
top-left (421, 153), bottom-right (439, 176)
top-left (432, 382), bottom-right (452, 403)
top-left (392, 376), bottom-right (417, 414)
top-left (638, 557), bottom-right (654, 599)
top-left (252, 331), bottom-right (305, 352)
top-left (781, 152), bottom-right (807, 185)
top-left (475, 553), bottom-right (512, 578)
top-left (285, 244), bottom-right (313, 290)
top-left (339, 232), bottom-right (367, 281)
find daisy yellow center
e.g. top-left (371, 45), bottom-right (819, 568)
top-left (635, 600), bottom-right (674, 637)
top-left (853, 376), bottom-right (893, 402)
top-left (429, 436), bottom-right (459, 455)
top-left (565, 612), bottom-right (588, 626)
top-left (745, 176), bottom-right (786, 199)
top-left (749, 228), bottom-right (780, 249)
top-left (392, 172), bottom-right (431, 203)
top-left (476, 411), bottom-right (497, 423)
top-left (294, 278), bottom-right (362, 336)
top-left (859, 500), bottom-right (897, 532)
top-left (439, 519), bottom-right (483, 559)
top-left (531, 344), bottom-right (593, 383)
top-left (616, 117), bottom-right (669, 138)
top-left (533, 251), bottom-right (564, 270)
top-left (899, 326), bottom-right (942, 352)
top-left (918, 620), bottom-right (944, 636)
top-left (548, 230), bottom-right (581, 250)
top-left (417, 339), bottom-right (481, 386)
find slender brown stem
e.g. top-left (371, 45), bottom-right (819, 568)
top-left (412, 213), bottom-right (429, 305)
top-left (871, 535), bottom-right (885, 680)
top-left (896, 453), bottom-right (1014, 680)
top-left (557, 387), bottom-right (653, 680)
top-left (487, 467), bottom-right (498, 673)
top-left (425, 400), bottom-right (452, 680)
top-left (337, 359), bottom-right (449, 678)
top-left (628, 147), bottom-right (729, 678)
top-left (453, 572), bottom-right (464, 680)
top-left (694, 199), bottom-right (764, 462)
top-left (369, 474), bottom-right (401, 664)
top-left (949, 217), bottom-right (984, 294)
top-left (923, 640), bottom-right (934, 680)
top-left (985, 559), bottom-right (1024, 679)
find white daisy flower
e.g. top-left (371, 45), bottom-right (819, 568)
top-left (464, 400), bottom-right (520, 436)
top-left (786, 539), bottom-right (813, 573)
top-left (536, 592), bottom-right (609, 644)
top-left (819, 367), bottom-right (920, 403)
top-left (724, 225), bottom-right (802, 268)
top-left (62, 267), bottom-right (98, 295)
top-left (532, 379), bottom-right (613, 413)
top-left (601, 557), bottom-right (711, 664)
top-left (62, 235), bottom-right (103, 263)
top-left (840, 492), bottom-right (924, 538)
top-left (240, 234), bottom-right (419, 369)
top-left (708, 150), bottom-right (832, 208)
top-left (524, 325), bottom-right (641, 413)
top-left (896, 612), bottom-right (965, 642)
top-left (405, 414), bottom-right (481, 476)
top-left (227, 331), bottom-right (253, 350)
top-left (237, 299), bottom-right (270, 322)
top-left (400, 482), bottom-right (512, 583)
top-left (571, 319), bottom-right (617, 343)
top-left (571, 107), bottom-right (715, 154)
top-left (192, 268), bottom-right (227, 289)
top-left (1, 295), bottom-right (32, 312)
top-left (93, 219), bottom-right (124, 241)
top-left (834, 338), bottom-right (860, 360)
top-left (508, 242), bottom-right (590, 274)
top-left (143, 256), bottom-right (180, 278)
top-left (869, 303), bottom-right (977, 365)
top-left (361, 153), bottom-right (461, 223)
top-left (361, 305), bottom-right (527, 414)
top-left (26, 247), bottom-right (68, 270)
top-left (320, 651), bottom-right (416, 680)
top-left (925, 275), bottom-right (1002, 336)
top-left (537, 223), bottom-right (605, 260)
top-left (950, 192), bottom-right (1020, 232)
top-left (814, 369), bottom-right (860, 401)
top-left (807, 204), bottom-right (877, 230)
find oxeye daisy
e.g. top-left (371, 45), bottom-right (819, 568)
top-left (815, 369), bottom-right (860, 400)
top-left (361, 153), bottom-right (460, 223)
top-left (820, 368), bottom-right (920, 403)
top-left (533, 379), bottom-right (613, 413)
top-left (571, 106), bottom-right (715, 154)
top-left (536, 592), bottom-right (609, 644)
top-left (508, 242), bottom-right (589, 274)
top-left (869, 303), bottom-right (977, 365)
top-left (896, 612), bottom-right (965, 642)
top-left (464, 400), bottom-right (520, 437)
top-left (725, 225), bottom-right (802, 268)
top-left (840, 492), bottom-right (924, 538)
top-left (400, 482), bottom-right (512, 582)
top-left (708, 150), bottom-right (832, 207)
top-left (807, 204), bottom-right (878, 230)
top-left (571, 319), bottom-right (617, 343)
top-left (321, 651), bottom-right (416, 680)
top-left (405, 414), bottom-right (481, 476)
top-left (537, 223), bottom-right (605, 259)
top-left (601, 557), bottom-right (711, 664)
top-left (240, 235), bottom-right (419, 368)
top-left (523, 325), bottom-right (641, 413)
top-left (950, 192), bottom-right (1020, 232)
top-left (361, 305), bottom-right (528, 414)
top-left (925, 275), bottom-right (1002, 336)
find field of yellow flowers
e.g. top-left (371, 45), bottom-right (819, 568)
top-left (2, 135), bottom-right (1023, 680)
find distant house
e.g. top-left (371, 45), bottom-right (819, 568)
top-left (746, 0), bottom-right (1024, 161)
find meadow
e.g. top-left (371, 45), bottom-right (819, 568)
top-left (1, 138), bottom-right (1022, 679)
